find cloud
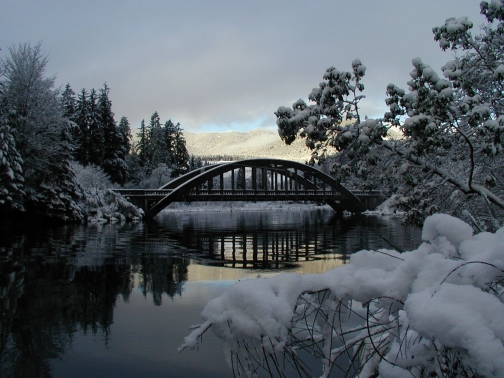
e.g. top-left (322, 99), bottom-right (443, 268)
top-left (1, 0), bottom-right (486, 132)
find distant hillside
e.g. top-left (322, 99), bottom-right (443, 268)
top-left (184, 129), bottom-right (312, 162)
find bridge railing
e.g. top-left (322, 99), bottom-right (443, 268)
top-left (113, 189), bottom-right (173, 196)
top-left (113, 188), bottom-right (381, 197)
top-left (349, 190), bottom-right (382, 196)
top-left (186, 189), bottom-right (342, 196)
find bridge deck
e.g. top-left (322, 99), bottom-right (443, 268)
top-left (111, 158), bottom-right (384, 217)
top-left (114, 189), bottom-right (380, 201)
top-left (113, 189), bottom-right (382, 209)
top-left (114, 189), bottom-right (381, 197)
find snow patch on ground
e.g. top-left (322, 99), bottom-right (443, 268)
top-left (161, 201), bottom-right (332, 213)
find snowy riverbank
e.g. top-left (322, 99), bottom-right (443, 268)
top-left (160, 201), bottom-right (333, 213)
top-left (160, 198), bottom-right (398, 215)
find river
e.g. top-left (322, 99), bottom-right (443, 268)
top-left (0, 207), bottom-right (422, 378)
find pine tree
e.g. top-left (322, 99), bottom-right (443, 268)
top-left (75, 88), bottom-right (90, 165)
top-left (118, 116), bottom-right (132, 155)
top-left (136, 119), bottom-right (149, 169)
top-left (1, 43), bottom-right (84, 221)
top-left (275, 1), bottom-right (504, 228)
top-left (60, 83), bottom-right (79, 157)
top-left (0, 118), bottom-right (25, 211)
top-left (171, 123), bottom-right (189, 177)
top-left (99, 83), bottom-right (127, 184)
top-left (125, 146), bottom-right (144, 186)
top-left (147, 111), bottom-right (164, 173)
top-left (189, 155), bottom-right (196, 171)
top-left (61, 83), bottom-right (77, 120)
top-left (163, 119), bottom-right (177, 167)
top-left (87, 88), bottom-right (104, 166)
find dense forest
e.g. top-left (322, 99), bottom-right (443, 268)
top-left (0, 43), bottom-right (191, 222)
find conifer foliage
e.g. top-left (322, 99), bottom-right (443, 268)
top-left (0, 43), bottom-right (141, 221)
top-left (64, 83), bottom-right (129, 184)
top-left (99, 84), bottom-right (128, 184)
top-left (0, 43), bottom-right (84, 220)
top-left (133, 113), bottom-right (189, 180)
top-left (0, 117), bottom-right (25, 211)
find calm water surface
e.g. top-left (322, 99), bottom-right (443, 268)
top-left (0, 208), bottom-right (422, 378)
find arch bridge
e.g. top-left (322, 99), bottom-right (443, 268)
top-left (113, 158), bottom-right (384, 219)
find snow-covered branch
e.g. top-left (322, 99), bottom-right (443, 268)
top-left (181, 214), bottom-right (504, 377)
top-left (275, 1), bottom-right (504, 229)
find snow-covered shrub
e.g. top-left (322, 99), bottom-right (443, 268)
top-left (71, 162), bottom-right (113, 190)
top-left (70, 162), bottom-right (143, 222)
top-left (83, 188), bottom-right (143, 223)
top-left (181, 214), bottom-right (504, 377)
top-left (122, 163), bottom-right (173, 189)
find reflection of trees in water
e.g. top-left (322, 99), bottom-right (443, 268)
top-left (0, 220), bottom-right (189, 378)
top-left (135, 256), bottom-right (187, 305)
top-left (0, 260), bottom-right (126, 377)
top-left (0, 212), bottom-right (421, 377)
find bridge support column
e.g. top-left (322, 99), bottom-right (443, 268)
top-left (252, 167), bottom-right (257, 192)
top-left (240, 167), bottom-right (245, 191)
top-left (263, 168), bottom-right (267, 193)
top-left (274, 166), bottom-right (278, 192)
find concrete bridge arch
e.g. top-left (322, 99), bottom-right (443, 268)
top-left (124, 158), bottom-right (383, 219)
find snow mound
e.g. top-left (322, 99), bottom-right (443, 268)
top-left (181, 214), bottom-right (504, 377)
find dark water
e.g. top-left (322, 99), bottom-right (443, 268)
top-left (0, 208), bottom-right (422, 378)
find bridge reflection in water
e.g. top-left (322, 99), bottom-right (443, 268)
top-left (152, 210), bottom-right (419, 272)
top-left (187, 232), bottom-right (329, 270)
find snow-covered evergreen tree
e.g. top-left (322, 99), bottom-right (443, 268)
top-left (0, 117), bottom-right (25, 211)
top-left (163, 119), bottom-right (177, 167)
top-left (75, 88), bottom-right (91, 165)
top-left (0, 43), bottom-right (84, 221)
top-left (61, 83), bottom-right (77, 120)
top-left (124, 146), bottom-right (144, 187)
top-left (147, 111), bottom-right (165, 174)
top-left (98, 83), bottom-right (127, 184)
top-left (130, 113), bottom-right (189, 185)
top-left (171, 122), bottom-right (189, 177)
top-left (136, 119), bottom-right (149, 169)
top-left (87, 88), bottom-right (104, 167)
top-left (118, 116), bottom-right (132, 155)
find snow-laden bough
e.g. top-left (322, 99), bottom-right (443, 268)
top-left (180, 214), bottom-right (504, 377)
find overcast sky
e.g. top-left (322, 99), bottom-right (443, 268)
top-left (2, 0), bottom-right (486, 133)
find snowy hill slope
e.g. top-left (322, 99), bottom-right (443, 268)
top-left (184, 129), bottom-right (312, 161)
